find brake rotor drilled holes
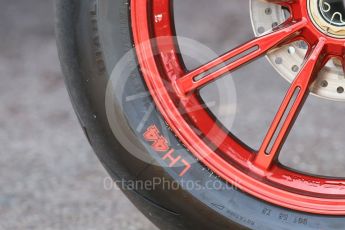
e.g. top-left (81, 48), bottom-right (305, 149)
top-left (297, 41), bottom-right (308, 50)
top-left (320, 80), bottom-right (328, 87)
top-left (272, 22), bottom-right (278, 28)
top-left (292, 65), bottom-right (299, 72)
top-left (337, 87), bottom-right (344, 93)
top-left (258, 26), bottom-right (265, 34)
top-left (275, 57), bottom-right (283, 65)
top-left (265, 7), bottom-right (272, 15)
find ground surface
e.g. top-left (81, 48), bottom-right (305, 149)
top-left (0, 0), bottom-right (156, 229)
top-left (1, 0), bottom-right (345, 229)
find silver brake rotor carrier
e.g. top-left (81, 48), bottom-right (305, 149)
top-left (250, 0), bottom-right (345, 101)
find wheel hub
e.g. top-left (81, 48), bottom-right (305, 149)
top-left (309, 0), bottom-right (345, 37)
top-left (251, 0), bottom-right (345, 101)
top-left (319, 0), bottom-right (345, 26)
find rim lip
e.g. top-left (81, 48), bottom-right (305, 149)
top-left (131, 0), bottom-right (345, 215)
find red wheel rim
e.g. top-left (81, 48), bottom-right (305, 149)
top-left (131, 0), bottom-right (345, 215)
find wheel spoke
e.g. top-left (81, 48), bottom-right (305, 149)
top-left (175, 19), bottom-right (307, 95)
top-left (254, 38), bottom-right (326, 170)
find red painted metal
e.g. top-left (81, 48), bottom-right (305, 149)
top-left (176, 20), bottom-right (307, 94)
top-left (255, 38), bottom-right (326, 170)
top-left (131, 0), bottom-right (345, 215)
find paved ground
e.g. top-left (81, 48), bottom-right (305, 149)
top-left (0, 0), bottom-right (155, 229)
top-left (1, 0), bottom-right (345, 229)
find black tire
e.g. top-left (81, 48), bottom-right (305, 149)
top-left (55, 0), bottom-right (345, 229)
